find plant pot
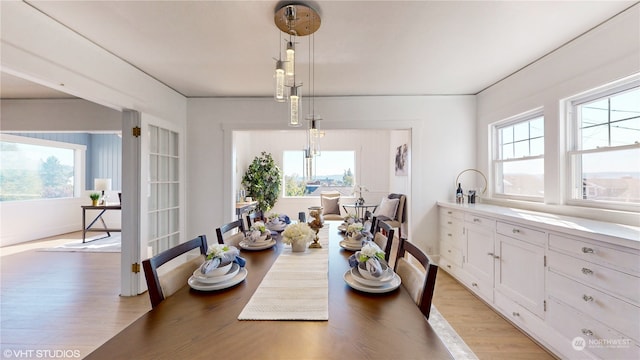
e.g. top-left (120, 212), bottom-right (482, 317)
top-left (91, 199), bottom-right (99, 206)
top-left (291, 241), bottom-right (307, 253)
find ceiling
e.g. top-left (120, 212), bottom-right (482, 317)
top-left (1, 0), bottom-right (635, 99)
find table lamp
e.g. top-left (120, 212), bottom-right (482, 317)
top-left (94, 178), bottom-right (112, 205)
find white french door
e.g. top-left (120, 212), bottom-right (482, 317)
top-left (121, 110), bottom-right (184, 295)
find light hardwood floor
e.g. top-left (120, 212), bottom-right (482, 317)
top-left (1, 232), bottom-right (554, 359)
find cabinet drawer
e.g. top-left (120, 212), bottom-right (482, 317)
top-left (548, 251), bottom-right (640, 305)
top-left (439, 207), bottom-right (464, 220)
top-left (547, 297), bottom-right (640, 360)
top-left (441, 241), bottom-right (463, 267)
top-left (438, 257), bottom-right (461, 278)
top-left (464, 213), bottom-right (495, 229)
top-left (548, 270), bottom-right (640, 343)
top-left (549, 233), bottom-right (640, 276)
top-left (497, 221), bottom-right (546, 246)
top-left (495, 291), bottom-right (544, 334)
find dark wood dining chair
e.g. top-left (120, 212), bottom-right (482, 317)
top-left (394, 239), bottom-right (438, 319)
top-left (244, 211), bottom-right (259, 229)
top-left (142, 235), bottom-right (208, 308)
top-left (216, 219), bottom-right (246, 246)
top-left (371, 217), bottom-right (395, 263)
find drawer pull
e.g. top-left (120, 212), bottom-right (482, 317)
top-left (582, 295), bottom-right (594, 302)
top-left (581, 268), bottom-right (594, 275)
top-left (473, 218), bottom-right (481, 223)
top-left (448, 221), bottom-right (453, 225)
top-left (512, 312), bottom-right (520, 317)
top-left (582, 247), bottom-right (594, 254)
top-left (581, 329), bottom-right (593, 336)
top-left (447, 211), bottom-right (452, 215)
top-left (446, 265), bottom-right (451, 269)
top-left (512, 228), bottom-right (521, 234)
top-left (487, 252), bottom-right (500, 259)
top-left (447, 250), bottom-right (452, 253)
top-left (472, 282), bottom-right (478, 287)
top-left (447, 233), bottom-right (453, 237)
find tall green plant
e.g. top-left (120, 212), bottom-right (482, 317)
top-left (242, 152), bottom-right (282, 213)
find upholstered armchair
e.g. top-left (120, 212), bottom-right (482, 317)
top-left (372, 193), bottom-right (407, 239)
top-left (320, 191), bottom-right (343, 221)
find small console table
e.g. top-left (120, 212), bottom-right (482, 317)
top-left (235, 201), bottom-right (258, 219)
top-left (81, 205), bottom-right (122, 243)
top-left (342, 203), bottom-right (378, 220)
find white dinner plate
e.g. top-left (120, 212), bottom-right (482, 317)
top-left (239, 238), bottom-right (276, 251)
top-left (339, 240), bottom-right (362, 251)
top-left (343, 270), bottom-right (401, 293)
top-left (188, 268), bottom-right (248, 291)
top-left (338, 224), bottom-right (347, 233)
top-left (349, 267), bottom-right (394, 287)
top-left (191, 262), bottom-right (240, 284)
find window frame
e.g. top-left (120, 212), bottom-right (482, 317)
top-left (491, 109), bottom-right (545, 202)
top-left (0, 133), bottom-right (85, 202)
top-left (565, 77), bottom-right (640, 212)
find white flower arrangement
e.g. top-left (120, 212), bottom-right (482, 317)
top-left (281, 222), bottom-right (314, 245)
top-left (250, 221), bottom-right (268, 234)
top-left (344, 213), bottom-right (359, 224)
top-left (358, 242), bottom-right (385, 263)
top-left (347, 223), bottom-right (364, 235)
top-left (206, 244), bottom-right (230, 260)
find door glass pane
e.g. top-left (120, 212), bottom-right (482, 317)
top-left (147, 125), bottom-right (180, 256)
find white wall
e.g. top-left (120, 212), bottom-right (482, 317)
top-left (187, 95), bottom-right (476, 255)
top-left (476, 4), bottom-right (640, 225)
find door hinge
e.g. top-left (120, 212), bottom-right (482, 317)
top-left (544, 300), bottom-right (547, 312)
top-left (544, 255), bottom-right (547, 267)
top-left (132, 262), bottom-right (141, 273)
top-left (132, 126), bottom-right (141, 137)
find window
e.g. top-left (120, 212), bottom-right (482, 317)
top-left (568, 81), bottom-right (640, 209)
top-left (0, 134), bottom-right (84, 201)
top-left (283, 150), bottom-right (356, 197)
top-left (493, 112), bottom-right (544, 199)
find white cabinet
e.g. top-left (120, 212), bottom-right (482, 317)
top-left (437, 203), bottom-right (640, 360)
top-left (495, 231), bottom-right (545, 318)
top-left (463, 213), bottom-right (495, 302)
top-left (439, 208), bottom-right (465, 277)
top-left (547, 232), bottom-right (640, 359)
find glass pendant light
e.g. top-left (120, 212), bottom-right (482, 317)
top-left (285, 40), bottom-right (295, 80)
top-left (289, 85), bottom-right (301, 127)
top-left (274, 59), bottom-right (285, 102)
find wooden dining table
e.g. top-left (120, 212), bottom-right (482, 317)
top-left (86, 222), bottom-right (453, 359)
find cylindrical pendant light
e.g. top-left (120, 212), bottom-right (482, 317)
top-left (289, 85), bottom-right (301, 127)
top-left (274, 59), bottom-right (285, 102)
top-left (285, 41), bottom-right (295, 80)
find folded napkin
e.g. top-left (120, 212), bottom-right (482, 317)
top-left (363, 258), bottom-right (383, 278)
top-left (200, 246), bottom-right (245, 274)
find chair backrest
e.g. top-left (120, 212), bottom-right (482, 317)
top-left (142, 235), bottom-right (208, 308)
top-left (320, 191), bottom-right (342, 220)
top-left (388, 193), bottom-right (406, 223)
top-left (244, 212), bottom-right (259, 229)
top-left (371, 217), bottom-right (395, 263)
top-left (216, 219), bottom-right (246, 246)
top-left (394, 239), bottom-right (438, 319)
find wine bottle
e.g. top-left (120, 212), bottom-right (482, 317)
top-left (456, 183), bottom-right (464, 204)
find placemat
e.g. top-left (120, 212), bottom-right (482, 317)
top-left (238, 226), bottom-right (329, 320)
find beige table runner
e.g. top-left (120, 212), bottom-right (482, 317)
top-left (238, 226), bottom-right (329, 320)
